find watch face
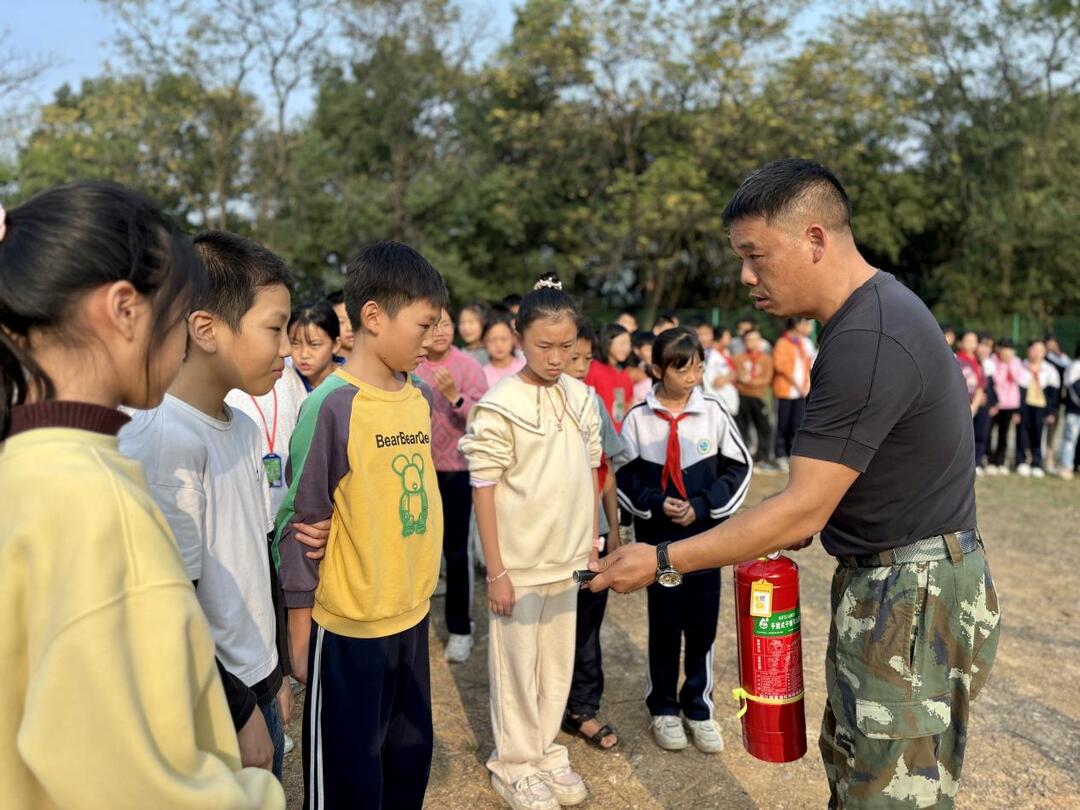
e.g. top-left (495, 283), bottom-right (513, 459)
top-left (657, 569), bottom-right (683, 588)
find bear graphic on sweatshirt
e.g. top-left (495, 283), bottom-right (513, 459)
top-left (392, 453), bottom-right (429, 537)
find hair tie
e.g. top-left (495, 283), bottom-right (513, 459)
top-left (534, 277), bottom-right (562, 291)
top-left (0, 205), bottom-right (6, 242)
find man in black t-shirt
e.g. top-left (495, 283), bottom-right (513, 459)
top-left (592, 159), bottom-right (1000, 809)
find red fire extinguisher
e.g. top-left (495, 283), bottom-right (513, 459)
top-left (732, 553), bottom-right (807, 763)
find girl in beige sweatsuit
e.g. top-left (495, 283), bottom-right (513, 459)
top-left (460, 275), bottom-right (601, 810)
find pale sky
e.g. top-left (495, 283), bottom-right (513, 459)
top-left (9, 0), bottom-right (830, 118)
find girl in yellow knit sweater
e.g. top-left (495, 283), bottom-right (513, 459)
top-left (0, 183), bottom-right (282, 809)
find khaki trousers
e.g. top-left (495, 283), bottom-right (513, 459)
top-left (487, 578), bottom-right (578, 785)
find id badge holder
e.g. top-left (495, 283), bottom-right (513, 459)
top-left (263, 452), bottom-right (284, 488)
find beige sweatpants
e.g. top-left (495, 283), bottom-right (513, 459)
top-left (487, 578), bottom-right (578, 785)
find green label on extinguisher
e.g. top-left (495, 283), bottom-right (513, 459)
top-left (753, 607), bottom-right (800, 637)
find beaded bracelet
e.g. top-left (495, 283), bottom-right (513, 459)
top-left (486, 569), bottom-right (508, 584)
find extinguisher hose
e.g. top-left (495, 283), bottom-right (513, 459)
top-left (731, 687), bottom-right (805, 718)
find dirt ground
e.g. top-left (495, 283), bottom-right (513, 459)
top-left (282, 473), bottom-right (1080, 808)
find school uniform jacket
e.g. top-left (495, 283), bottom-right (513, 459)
top-left (1019, 362), bottom-right (1061, 412)
top-left (616, 388), bottom-right (752, 545)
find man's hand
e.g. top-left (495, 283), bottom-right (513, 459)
top-left (587, 542), bottom-right (657, 594)
top-left (237, 707), bottom-right (275, 771)
top-left (293, 518), bottom-right (331, 560)
top-left (1046, 413), bottom-right (1056, 425)
top-left (433, 368), bottom-right (461, 404)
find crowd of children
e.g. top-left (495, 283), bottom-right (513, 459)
top-left (949, 328), bottom-right (1080, 480)
top-left (2, 180), bottom-right (1076, 810)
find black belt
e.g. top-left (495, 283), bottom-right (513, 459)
top-left (838, 529), bottom-right (982, 568)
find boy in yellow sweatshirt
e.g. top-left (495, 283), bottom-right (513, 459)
top-left (275, 241), bottom-right (448, 810)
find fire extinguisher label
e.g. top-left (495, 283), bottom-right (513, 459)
top-left (750, 606), bottom-right (803, 699)
top-left (749, 579), bottom-right (773, 617)
top-left (752, 607), bottom-right (800, 637)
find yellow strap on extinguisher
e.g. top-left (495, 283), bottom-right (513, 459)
top-left (731, 687), bottom-right (805, 719)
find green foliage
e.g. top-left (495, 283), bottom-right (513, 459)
top-left (4, 0), bottom-right (1077, 325)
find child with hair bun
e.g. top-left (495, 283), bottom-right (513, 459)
top-left (460, 272), bottom-right (602, 810)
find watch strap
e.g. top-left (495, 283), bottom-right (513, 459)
top-left (656, 542), bottom-right (670, 570)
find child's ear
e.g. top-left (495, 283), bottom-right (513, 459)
top-left (103, 280), bottom-right (142, 341)
top-left (359, 300), bottom-right (381, 336)
top-left (187, 310), bottom-right (218, 354)
top-left (332, 336), bottom-right (342, 355)
top-left (650, 363), bottom-right (662, 380)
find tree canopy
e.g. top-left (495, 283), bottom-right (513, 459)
top-left (3, 0), bottom-right (1078, 329)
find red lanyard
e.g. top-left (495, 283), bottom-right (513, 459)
top-left (249, 388), bottom-right (279, 454)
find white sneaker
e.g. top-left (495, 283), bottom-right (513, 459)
top-left (1017, 463), bottom-right (1032, 477)
top-left (537, 766), bottom-right (588, 806)
top-left (997, 465), bottom-right (1011, 475)
top-left (444, 633), bottom-right (474, 663)
top-left (975, 466), bottom-right (984, 476)
top-left (775, 457), bottom-right (790, 473)
top-left (1032, 467), bottom-right (1045, 478)
top-left (491, 773), bottom-right (559, 810)
top-left (1058, 468), bottom-right (1074, 481)
top-left (651, 715), bottom-right (688, 751)
top-left (282, 732), bottom-right (295, 756)
top-left (686, 718), bottom-right (725, 754)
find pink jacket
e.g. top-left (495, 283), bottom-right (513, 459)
top-left (416, 347), bottom-right (489, 471)
top-left (992, 356), bottom-right (1025, 410)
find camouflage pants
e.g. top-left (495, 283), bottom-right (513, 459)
top-left (819, 544), bottom-right (1001, 809)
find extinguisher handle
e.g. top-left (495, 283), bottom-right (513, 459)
top-left (766, 551), bottom-right (781, 560)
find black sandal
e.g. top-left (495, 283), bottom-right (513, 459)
top-left (562, 713), bottom-right (619, 750)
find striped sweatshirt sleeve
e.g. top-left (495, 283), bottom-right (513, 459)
top-left (274, 382), bottom-right (352, 609)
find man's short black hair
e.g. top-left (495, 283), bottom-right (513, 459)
top-left (343, 240), bottom-right (448, 328)
top-left (502, 293), bottom-right (523, 309)
top-left (326, 289), bottom-right (345, 306)
top-left (722, 158), bottom-right (852, 231)
top-left (193, 231), bottom-right (294, 330)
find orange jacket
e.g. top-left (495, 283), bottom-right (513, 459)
top-left (772, 334), bottom-right (811, 400)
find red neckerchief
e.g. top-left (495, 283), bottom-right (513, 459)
top-left (654, 409), bottom-right (690, 499)
top-left (957, 351), bottom-right (984, 388)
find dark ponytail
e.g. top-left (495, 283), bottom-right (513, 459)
top-left (515, 272), bottom-right (578, 334)
top-left (0, 181), bottom-right (205, 437)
